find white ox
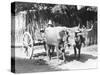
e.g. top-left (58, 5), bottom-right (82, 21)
top-left (44, 26), bottom-right (68, 62)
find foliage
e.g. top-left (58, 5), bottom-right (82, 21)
top-left (11, 2), bottom-right (97, 28)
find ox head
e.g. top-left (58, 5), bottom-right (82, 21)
top-left (65, 24), bottom-right (93, 47)
top-left (59, 29), bottom-right (69, 42)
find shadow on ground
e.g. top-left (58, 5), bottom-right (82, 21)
top-left (64, 53), bottom-right (97, 63)
top-left (34, 52), bottom-right (97, 63)
top-left (11, 57), bottom-right (58, 73)
top-left (33, 52), bottom-right (97, 63)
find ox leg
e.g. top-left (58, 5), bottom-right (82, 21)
top-left (78, 45), bottom-right (81, 59)
top-left (73, 45), bottom-right (77, 58)
top-left (62, 49), bottom-right (66, 62)
top-left (51, 45), bottom-right (55, 56)
top-left (43, 41), bottom-right (47, 51)
top-left (47, 45), bottom-right (51, 60)
top-left (56, 45), bottom-right (60, 62)
top-left (78, 49), bottom-right (81, 59)
top-left (49, 49), bottom-right (51, 60)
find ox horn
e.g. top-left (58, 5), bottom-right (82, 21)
top-left (79, 24), bottom-right (93, 32)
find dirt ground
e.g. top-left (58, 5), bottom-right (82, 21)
top-left (11, 45), bottom-right (98, 73)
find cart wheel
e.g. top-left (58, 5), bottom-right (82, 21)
top-left (23, 31), bottom-right (34, 59)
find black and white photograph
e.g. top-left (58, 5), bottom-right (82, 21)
top-left (11, 1), bottom-right (98, 73)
